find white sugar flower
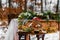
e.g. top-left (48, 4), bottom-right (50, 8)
top-left (27, 13), bottom-right (31, 16)
top-left (18, 15), bottom-right (21, 17)
top-left (24, 12), bottom-right (28, 16)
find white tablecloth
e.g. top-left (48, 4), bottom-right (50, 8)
top-left (4, 19), bottom-right (18, 40)
top-left (4, 19), bottom-right (59, 40)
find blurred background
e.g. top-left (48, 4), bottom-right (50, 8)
top-left (0, 0), bottom-right (60, 21)
top-left (0, 0), bottom-right (60, 40)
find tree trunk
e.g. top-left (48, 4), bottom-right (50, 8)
top-left (0, 0), bottom-right (2, 8)
top-left (45, 0), bottom-right (46, 11)
top-left (24, 0), bottom-right (27, 11)
top-left (56, 0), bottom-right (59, 13)
top-left (41, 0), bottom-right (43, 13)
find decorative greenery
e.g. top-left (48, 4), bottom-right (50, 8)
top-left (18, 11), bottom-right (59, 33)
top-left (18, 11), bottom-right (36, 20)
top-left (18, 11), bottom-right (60, 26)
top-left (43, 11), bottom-right (53, 19)
top-left (56, 13), bottom-right (60, 22)
top-left (18, 11), bottom-right (37, 26)
top-left (42, 11), bottom-right (60, 21)
top-left (22, 27), bottom-right (33, 32)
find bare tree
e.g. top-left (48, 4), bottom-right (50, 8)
top-left (56, 0), bottom-right (59, 13)
top-left (45, 0), bottom-right (46, 11)
top-left (41, 0), bottom-right (43, 13)
top-left (0, 0), bottom-right (2, 8)
top-left (25, 0), bottom-right (27, 11)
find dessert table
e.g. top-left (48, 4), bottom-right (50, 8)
top-left (4, 19), bottom-right (59, 40)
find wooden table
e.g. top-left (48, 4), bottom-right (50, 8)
top-left (18, 31), bottom-right (45, 40)
top-left (17, 20), bottom-right (58, 40)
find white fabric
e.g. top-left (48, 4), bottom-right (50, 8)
top-left (30, 31), bottom-right (59, 40)
top-left (4, 19), bottom-right (18, 40)
top-left (44, 31), bottom-right (59, 40)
